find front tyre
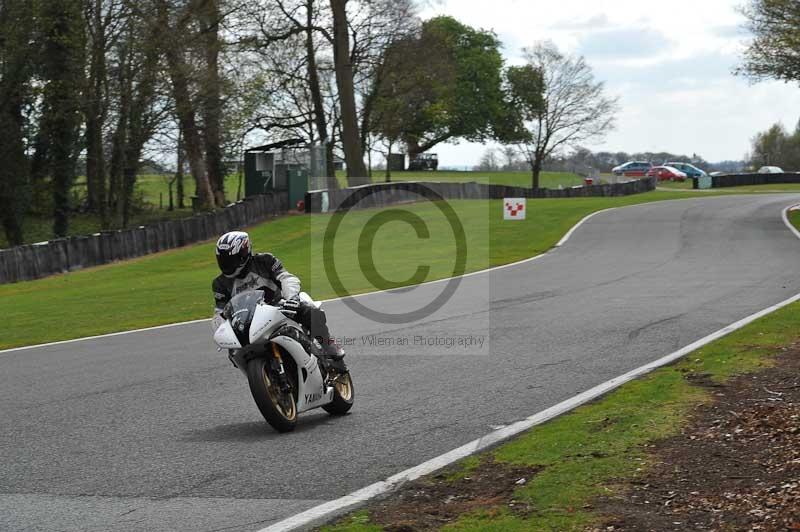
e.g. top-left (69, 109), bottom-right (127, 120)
top-left (323, 372), bottom-right (354, 416)
top-left (247, 358), bottom-right (297, 432)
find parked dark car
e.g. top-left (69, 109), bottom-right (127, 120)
top-left (612, 161), bottom-right (652, 177)
top-left (408, 153), bottom-right (439, 171)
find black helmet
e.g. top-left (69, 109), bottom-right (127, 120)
top-left (216, 231), bottom-right (251, 278)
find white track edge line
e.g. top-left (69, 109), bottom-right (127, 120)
top-left (256, 202), bottom-right (800, 532)
top-left (0, 207), bottom-right (620, 355)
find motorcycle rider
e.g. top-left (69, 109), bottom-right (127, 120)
top-left (212, 231), bottom-right (346, 363)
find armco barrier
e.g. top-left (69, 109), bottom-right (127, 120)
top-left (693, 172), bottom-right (800, 189)
top-left (304, 178), bottom-right (657, 213)
top-left (0, 192), bottom-right (289, 285)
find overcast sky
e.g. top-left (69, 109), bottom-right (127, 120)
top-left (418, 0), bottom-right (800, 167)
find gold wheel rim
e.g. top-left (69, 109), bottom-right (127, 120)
top-left (334, 373), bottom-right (353, 402)
top-left (263, 368), bottom-right (296, 420)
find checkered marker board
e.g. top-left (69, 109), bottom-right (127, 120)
top-left (504, 198), bottom-right (526, 220)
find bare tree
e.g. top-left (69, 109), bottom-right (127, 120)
top-left (510, 42), bottom-right (618, 189)
top-left (84, 0), bottom-right (127, 222)
top-left (500, 146), bottom-right (519, 171)
top-left (330, 0), bottom-right (368, 183)
top-left (475, 148), bottom-right (500, 172)
top-left (156, 0), bottom-right (216, 210)
top-left (243, 0), bottom-right (340, 187)
top-left (197, 0), bottom-right (227, 206)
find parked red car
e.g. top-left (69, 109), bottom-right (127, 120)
top-left (647, 166), bottom-right (688, 182)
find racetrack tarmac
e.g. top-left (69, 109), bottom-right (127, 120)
top-left (2, 194), bottom-right (800, 532)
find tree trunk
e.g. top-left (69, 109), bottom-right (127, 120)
top-left (0, 87), bottom-right (27, 247)
top-left (532, 161), bottom-right (541, 190)
top-left (0, 0), bottom-right (32, 246)
top-left (29, 131), bottom-right (50, 213)
top-left (108, 110), bottom-right (126, 226)
top-left (84, 0), bottom-right (107, 218)
top-left (41, 0), bottom-right (85, 238)
top-left (305, 1), bottom-right (337, 190)
top-left (176, 127), bottom-right (185, 208)
top-left (0, 102), bottom-right (26, 245)
top-left (198, 0), bottom-right (226, 207)
top-left (385, 141), bottom-right (392, 182)
top-left (158, 0), bottom-right (215, 211)
top-left (329, 0), bottom-right (369, 185)
top-left (168, 180), bottom-right (174, 211)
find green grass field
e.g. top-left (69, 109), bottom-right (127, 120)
top-left (1, 174), bottom-right (245, 249)
top-left (6, 172), bottom-right (575, 248)
top-left (0, 190), bottom-right (730, 350)
top-left (790, 208), bottom-right (800, 230)
top-left (324, 281), bottom-right (800, 532)
top-left (131, 174), bottom-right (244, 206)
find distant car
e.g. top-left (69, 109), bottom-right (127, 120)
top-left (647, 166), bottom-right (688, 182)
top-left (758, 166), bottom-right (784, 174)
top-left (666, 162), bottom-right (707, 178)
top-left (709, 171), bottom-right (725, 177)
top-left (612, 161), bottom-right (653, 177)
top-left (408, 153), bottom-right (439, 171)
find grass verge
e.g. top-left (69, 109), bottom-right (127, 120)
top-left (0, 189), bottom-right (775, 350)
top-left (789, 207), bottom-right (800, 231)
top-left (321, 297), bottom-right (800, 532)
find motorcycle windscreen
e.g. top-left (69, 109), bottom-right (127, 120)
top-left (225, 290), bottom-right (264, 346)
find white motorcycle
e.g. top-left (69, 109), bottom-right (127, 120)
top-left (213, 290), bottom-right (354, 432)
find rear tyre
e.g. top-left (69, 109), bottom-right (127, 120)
top-left (247, 358), bottom-right (297, 432)
top-left (323, 372), bottom-right (354, 416)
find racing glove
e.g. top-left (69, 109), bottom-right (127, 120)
top-left (280, 296), bottom-right (301, 318)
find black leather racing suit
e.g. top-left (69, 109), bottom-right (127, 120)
top-left (212, 253), bottom-right (337, 353)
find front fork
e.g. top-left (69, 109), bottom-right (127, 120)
top-left (270, 343), bottom-right (292, 395)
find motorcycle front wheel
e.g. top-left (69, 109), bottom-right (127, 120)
top-left (247, 358), bottom-right (297, 432)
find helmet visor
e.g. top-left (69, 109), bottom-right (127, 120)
top-left (216, 253), bottom-right (240, 277)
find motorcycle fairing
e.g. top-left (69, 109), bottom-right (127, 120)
top-left (271, 334), bottom-right (334, 413)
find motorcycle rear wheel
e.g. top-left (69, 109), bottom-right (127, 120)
top-left (247, 358), bottom-right (297, 432)
top-left (323, 372), bottom-right (354, 416)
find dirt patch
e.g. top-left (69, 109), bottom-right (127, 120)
top-left (594, 349), bottom-right (800, 531)
top-left (365, 457), bottom-right (541, 531)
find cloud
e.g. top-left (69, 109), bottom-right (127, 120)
top-left (592, 52), bottom-right (738, 89)
top-left (577, 28), bottom-right (676, 60)
top-left (712, 24), bottom-right (747, 39)
top-left (553, 14), bottom-right (610, 31)
top-left (415, 0), bottom-right (798, 164)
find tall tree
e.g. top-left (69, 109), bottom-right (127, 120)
top-left (0, 0), bottom-right (34, 246)
top-left (750, 123), bottom-right (788, 167)
top-left (156, 0), bottom-right (216, 211)
top-left (303, 0), bottom-right (336, 187)
top-left (368, 16), bottom-right (508, 159)
top-left (84, 0), bottom-right (119, 220)
top-left (739, 0), bottom-right (800, 83)
top-left (120, 13), bottom-right (163, 226)
top-left (510, 42), bottom-right (618, 189)
top-left (330, 0), bottom-right (368, 184)
top-left (39, 0), bottom-right (87, 237)
top-left (197, 0), bottom-right (227, 206)
top-left (252, 0), bottom-right (339, 187)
